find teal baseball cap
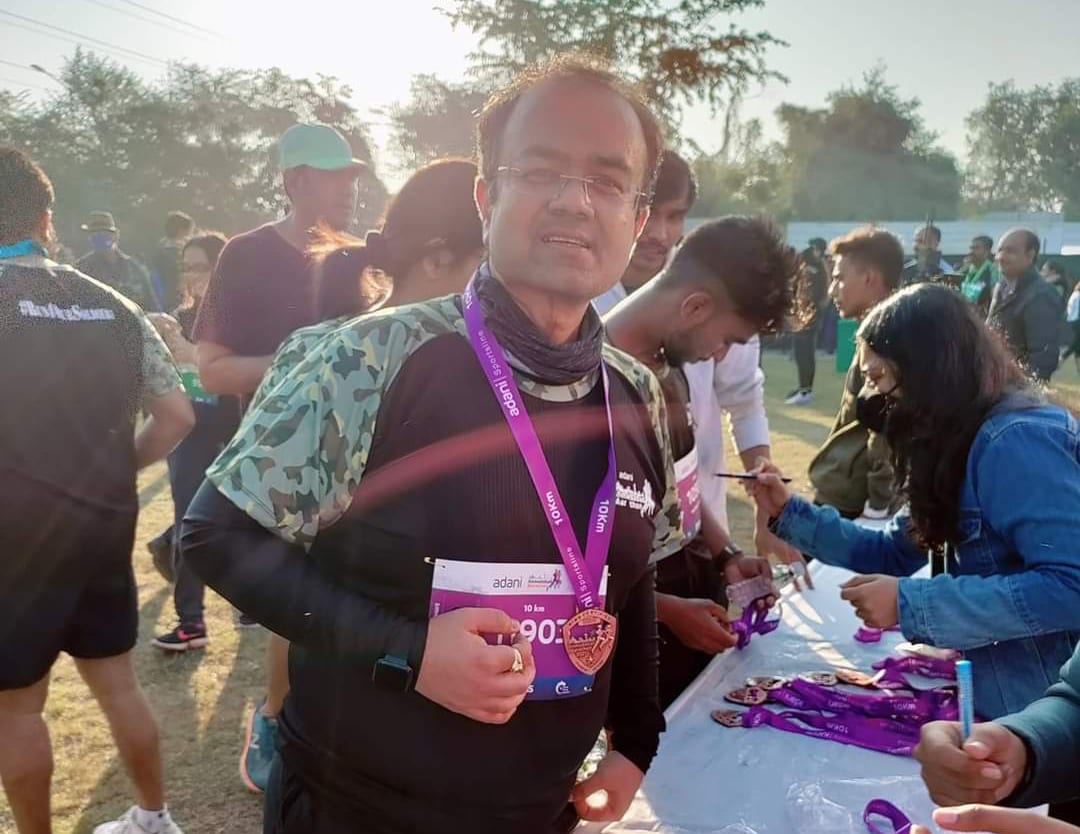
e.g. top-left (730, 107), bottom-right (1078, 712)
top-left (278, 123), bottom-right (366, 172)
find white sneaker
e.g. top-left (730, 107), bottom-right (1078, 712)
top-left (94, 806), bottom-right (184, 834)
top-left (785, 389), bottom-right (815, 406)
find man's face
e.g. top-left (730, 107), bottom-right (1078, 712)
top-left (293, 167), bottom-right (360, 231)
top-left (660, 258), bottom-right (758, 365)
top-left (622, 188), bottom-right (691, 290)
top-left (969, 239), bottom-right (991, 266)
top-left (830, 253), bottom-right (884, 319)
top-left (995, 232), bottom-right (1036, 279)
top-left (476, 79), bottom-right (650, 303)
top-left (89, 231), bottom-right (117, 253)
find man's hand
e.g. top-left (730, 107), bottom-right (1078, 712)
top-left (722, 554), bottom-right (777, 609)
top-left (572, 751), bottom-right (644, 822)
top-left (914, 721), bottom-right (1028, 807)
top-left (657, 594), bottom-right (737, 654)
top-left (839, 574), bottom-right (899, 629)
top-left (911, 806), bottom-right (1079, 834)
top-left (754, 519), bottom-right (813, 590)
top-left (415, 607), bottom-right (534, 724)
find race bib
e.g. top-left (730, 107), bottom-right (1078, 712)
top-left (675, 447), bottom-right (702, 542)
top-left (429, 560), bottom-right (609, 700)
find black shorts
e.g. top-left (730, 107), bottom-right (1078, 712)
top-left (0, 494), bottom-right (138, 691)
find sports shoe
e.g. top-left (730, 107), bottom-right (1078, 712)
top-left (152, 623), bottom-right (208, 652)
top-left (93, 805), bottom-right (183, 834)
top-left (147, 530), bottom-right (175, 583)
top-left (240, 701), bottom-right (279, 794)
top-left (236, 611), bottom-right (260, 629)
top-left (785, 389), bottom-right (815, 406)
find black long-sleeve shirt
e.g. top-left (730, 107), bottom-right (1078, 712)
top-left (181, 298), bottom-right (678, 833)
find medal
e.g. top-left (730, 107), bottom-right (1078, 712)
top-left (799, 671), bottom-right (838, 687)
top-left (563, 609), bottom-right (618, 674)
top-left (836, 669), bottom-right (877, 688)
top-left (711, 709), bottom-right (747, 728)
top-left (725, 686), bottom-right (769, 706)
top-left (746, 675), bottom-right (788, 691)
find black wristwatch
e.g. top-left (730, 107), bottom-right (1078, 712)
top-left (372, 655), bottom-right (414, 692)
top-left (717, 543), bottom-right (743, 567)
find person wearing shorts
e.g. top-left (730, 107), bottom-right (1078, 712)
top-left (0, 146), bottom-right (195, 834)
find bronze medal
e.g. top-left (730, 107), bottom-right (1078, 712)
top-left (724, 686), bottom-right (768, 706)
top-left (746, 675), bottom-right (788, 691)
top-left (800, 671), bottom-right (838, 687)
top-left (836, 668), bottom-right (877, 688)
top-left (711, 709), bottom-right (747, 728)
top-left (562, 608), bottom-right (618, 675)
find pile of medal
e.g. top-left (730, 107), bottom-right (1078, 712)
top-left (710, 650), bottom-right (960, 757)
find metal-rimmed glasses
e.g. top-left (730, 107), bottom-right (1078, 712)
top-left (496, 166), bottom-right (647, 210)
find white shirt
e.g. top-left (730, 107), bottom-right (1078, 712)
top-left (683, 337), bottom-right (770, 531)
top-left (592, 283), bottom-right (628, 317)
top-left (1067, 290), bottom-right (1080, 323)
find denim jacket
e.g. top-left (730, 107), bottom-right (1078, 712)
top-left (773, 402), bottom-right (1080, 719)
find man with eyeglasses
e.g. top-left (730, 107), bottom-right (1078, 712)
top-left (181, 56), bottom-right (683, 834)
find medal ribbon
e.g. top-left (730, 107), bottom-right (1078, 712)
top-left (736, 706), bottom-right (917, 757)
top-left (461, 276), bottom-right (615, 610)
top-left (732, 598), bottom-right (781, 650)
top-left (864, 800), bottom-right (913, 834)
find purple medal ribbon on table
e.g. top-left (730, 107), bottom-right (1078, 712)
top-left (864, 799), bottom-right (913, 834)
top-left (872, 654), bottom-right (957, 689)
top-left (731, 599), bottom-right (781, 650)
top-left (786, 677), bottom-right (957, 723)
top-left (735, 706), bottom-right (917, 756)
top-left (461, 278), bottom-right (618, 674)
top-left (855, 625), bottom-right (901, 644)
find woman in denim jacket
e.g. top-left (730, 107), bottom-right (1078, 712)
top-left (752, 284), bottom-right (1080, 720)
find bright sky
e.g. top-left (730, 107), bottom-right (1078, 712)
top-left (3, 0), bottom-right (1079, 188)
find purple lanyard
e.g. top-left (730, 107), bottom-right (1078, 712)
top-left (855, 625), bottom-right (901, 644)
top-left (872, 655), bottom-right (957, 690)
top-left (732, 600), bottom-right (781, 649)
top-left (786, 678), bottom-right (957, 723)
top-left (737, 706), bottom-right (916, 756)
top-left (461, 279), bottom-right (616, 610)
top-left (864, 800), bottom-right (912, 834)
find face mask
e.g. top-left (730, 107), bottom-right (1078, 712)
top-left (855, 384), bottom-right (899, 434)
top-left (89, 232), bottom-right (114, 252)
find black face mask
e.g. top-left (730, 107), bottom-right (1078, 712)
top-left (855, 385), bottom-right (899, 434)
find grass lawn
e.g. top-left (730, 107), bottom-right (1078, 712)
top-left (2, 352), bottom-right (1078, 833)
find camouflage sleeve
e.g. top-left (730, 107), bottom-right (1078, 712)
top-left (248, 324), bottom-right (331, 411)
top-left (643, 369), bottom-right (685, 563)
top-left (206, 317), bottom-right (409, 547)
top-left (136, 311), bottom-right (182, 400)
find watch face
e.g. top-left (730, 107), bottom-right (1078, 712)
top-left (373, 657), bottom-right (413, 692)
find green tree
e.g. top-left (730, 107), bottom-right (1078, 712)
top-left (965, 79), bottom-right (1080, 218)
top-left (1, 49), bottom-right (387, 261)
top-left (690, 117), bottom-right (784, 216)
top-left (437, 0), bottom-right (785, 127)
top-left (775, 67), bottom-right (960, 221)
top-left (385, 74), bottom-right (488, 170)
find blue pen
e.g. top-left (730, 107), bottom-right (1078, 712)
top-left (956, 660), bottom-right (974, 738)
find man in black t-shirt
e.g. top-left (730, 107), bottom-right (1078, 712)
top-left (605, 217), bottom-right (796, 706)
top-left (192, 122), bottom-right (367, 794)
top-left (182, 56), bottom-right (683, 834)
top-left (0, 148), bottom-right (194, 834)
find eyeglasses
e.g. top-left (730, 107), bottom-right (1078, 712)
top-left (496, 166), bottom-right (647, 209)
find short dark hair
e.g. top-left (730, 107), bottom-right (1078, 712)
top-left (182, 232), bottom-right (227, 268)
top-left (830, 226), bottom-right (905, 290)
top-left (809, 237), bottom-right (827, 250)
top-left (1043, 259), bottom-right (1066, 279)
top-left (652, 151), bottom-right (697, 209)
top-left (476, 53), bottom-right (664, 196)
top-left (918, 224), bottom-right (942, 245)
top-left (1012, 227), bottom-right (1040, 257)
top-left (165, 211), bottom-right (195, 239)
top-left (666, 215), bottom-right (796, 333)
top-left (972, 235), bottom-right (993, 250)
top-left (0, 146), bottom-right (54, 245)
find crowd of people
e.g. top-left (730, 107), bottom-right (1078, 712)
top-left (0, 52), bottom-right (1078, 834)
